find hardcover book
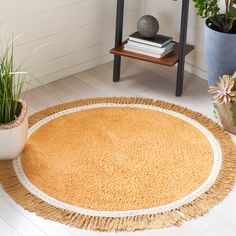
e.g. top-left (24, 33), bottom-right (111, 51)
top-left (126, 41), bottom-right (175, 53)
top-left (129, 32), bottom-right (173, 48)
top-left (124, 44), bottom-right (173, 58)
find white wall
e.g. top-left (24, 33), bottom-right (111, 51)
top-left (142, 0), bottom-right (207, 79)
top-left (0, 0), bottom-right (142, 87)
top-left (0, 0), bottom-right (207, 87)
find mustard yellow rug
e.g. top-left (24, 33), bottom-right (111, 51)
top-left (0, 97), bottom-right (236, 232)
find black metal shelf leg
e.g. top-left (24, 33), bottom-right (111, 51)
top-left (113, 0), bottom-right (124, 82)
top-left (176, 0), bottom-right (190, 97)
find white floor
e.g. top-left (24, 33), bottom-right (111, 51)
top-left (1, 59), bottom-right (236, 236)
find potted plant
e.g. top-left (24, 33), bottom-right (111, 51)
top-left (0, 44), bottom-right (28, 160)
top-left (193, 0), bottom-right (236, 86)
top-left (209, 72), bottom-right (236, 134)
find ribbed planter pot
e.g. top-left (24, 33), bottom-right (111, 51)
top-left (0, 101), bottom-right (28, 160)
top-left (217, 103), bottom-right (236, 134)
top-left (205, 20), bottom-right (236, 86)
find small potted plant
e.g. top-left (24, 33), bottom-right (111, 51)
top-left (209, 73), bottom-right (236, 134)
top-left (193, 0), bottom-right (236, 86)
top-left (0, 44), bottom-right (28, 160)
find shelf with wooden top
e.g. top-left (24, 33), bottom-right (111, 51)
top-left (110, 0), bottom-right (193, 97)
top-left (110, 41), bottom-right (194, 67)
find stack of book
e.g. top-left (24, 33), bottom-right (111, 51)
top-left (124, 32), bottom-right (175, 59)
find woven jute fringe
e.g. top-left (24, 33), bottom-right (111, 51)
top-left (0, 97), bottom-right (236, 232)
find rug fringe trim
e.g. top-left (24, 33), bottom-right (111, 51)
top-left (0, 97), bottom-right (236, 231)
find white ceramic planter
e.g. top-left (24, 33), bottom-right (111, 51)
top-left (0, 101), bottom-right (28, 160)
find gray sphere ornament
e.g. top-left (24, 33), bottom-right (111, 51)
top-left (137, 15), bottom-right (159, 38)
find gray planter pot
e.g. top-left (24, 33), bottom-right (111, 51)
top-left (205, 21), bottom-right (236, 86)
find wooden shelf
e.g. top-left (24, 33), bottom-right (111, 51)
top-left (110, 42), bottom-right (194, 67)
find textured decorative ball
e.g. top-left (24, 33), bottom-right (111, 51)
top-left (137, 15), bottom-right (159, 38)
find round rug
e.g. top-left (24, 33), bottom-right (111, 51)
top-left (0, 97), bottom-right (235, 232)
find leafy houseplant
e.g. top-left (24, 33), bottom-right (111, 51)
top-left (0, 44), bottom-right (28, 160)
top-left (209, 72), bottom-right (236, 134)
top-left (193, 0), bottom-right (236, 87)
top-left (193, 0), bottom-right (236, 33)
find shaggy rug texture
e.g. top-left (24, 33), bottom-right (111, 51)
top-left (0, 97), bottom-right (235, 232)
